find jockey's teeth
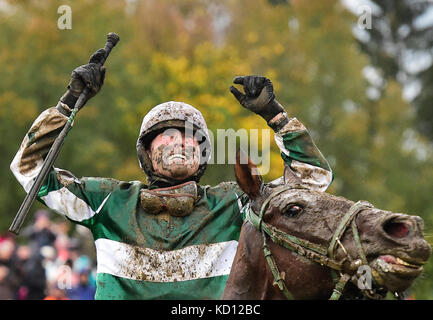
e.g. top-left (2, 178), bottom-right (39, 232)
top-left (169, 154), bottom-right (186, 161)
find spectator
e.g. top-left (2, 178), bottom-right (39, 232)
top-left (0, 236), bottom-right (16, 267)
top-left (44, 281), bottom-right (69, 300)
top-left (52, 220), bottom-right (72, 263)
top-left (3, 214), bottom-right (99, 300)
top-left (73, 254), bottom-right (96, 287)
top-left (21, 249), bottom-right (46, 299)
top-left (0, 266), bottom-right (14, 299)
top-left (53, 231), bottom-right (71, 264)
top-left (67, 270), bottom-right (96, 300)
top-left (0, 237), bottom-right (19, 299)
top-left (40, 245), bottom-right (59, 285)
top-left (14, 245), bottom-right (31, 300)
top-left (21, 210), bottom-right (56, 252)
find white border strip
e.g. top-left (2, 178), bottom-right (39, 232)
top-left (41, 187), bottom-right (108, 222)
top-left (95, 238), bottom-right (238, 282)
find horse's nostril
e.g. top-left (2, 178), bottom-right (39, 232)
top-left (383, 219), bottom-right (410, 238)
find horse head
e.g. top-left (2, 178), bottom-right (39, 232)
top-left (223, 151), bottom-right (431, 299)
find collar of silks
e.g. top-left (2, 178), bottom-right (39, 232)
top-left (139, 181), bottom-right (198, 217)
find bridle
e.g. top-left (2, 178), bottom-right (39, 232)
top-left (244, 185), bottom-right (387, 300)
top-left (245, 185), bottom-right (385, 300)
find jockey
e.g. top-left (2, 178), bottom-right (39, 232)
top-left (10, 48), bottom-right (333, 299)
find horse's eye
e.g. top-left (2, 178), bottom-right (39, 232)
top-left (285, 205), bottom-right (303, 217)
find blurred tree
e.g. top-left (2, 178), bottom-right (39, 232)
top-left (349, 0), bottom-right (433, 140)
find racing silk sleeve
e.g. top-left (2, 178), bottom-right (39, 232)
top-left (10, 106), bottom-right (114, 227)
top-left (274, 117), bottom-right (333, 192)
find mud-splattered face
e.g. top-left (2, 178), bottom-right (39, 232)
top-left (147, 128), bottom-right (200, 180)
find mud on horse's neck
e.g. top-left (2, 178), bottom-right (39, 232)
top-left (222, 221), bottom-right (283, 299)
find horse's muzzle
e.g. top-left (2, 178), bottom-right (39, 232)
top-left (379, 213), bottom-right (431, 265)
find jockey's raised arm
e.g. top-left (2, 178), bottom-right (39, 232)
top-left (230, 75), bottom-right (333, 192)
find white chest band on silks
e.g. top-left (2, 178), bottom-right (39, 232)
top-left (139, 181), bottom-right (198, 217)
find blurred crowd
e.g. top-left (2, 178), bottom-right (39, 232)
top-left (0, 210), bottom-right (97, 300)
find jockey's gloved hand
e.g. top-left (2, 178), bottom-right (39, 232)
top-left (230, 75), bottom-right (287, 130)
top-left (58, 48), bottom-right (107, 115)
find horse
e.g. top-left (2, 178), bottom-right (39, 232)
top-left (222, 151), bottom-right (431, 300)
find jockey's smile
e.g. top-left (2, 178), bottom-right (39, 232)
top-left (147, 128), bottom-right (201, 180)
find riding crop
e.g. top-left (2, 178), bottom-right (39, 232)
top-left (9, 32), bottom-right (120, 235)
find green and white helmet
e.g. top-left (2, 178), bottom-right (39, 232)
top-left (136, 101), bottom-right (211, 186)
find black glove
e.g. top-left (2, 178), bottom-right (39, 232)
top-left (58, 48), bottom-right (107, 114)
top-left (230, 75), bottom-right (285, 123)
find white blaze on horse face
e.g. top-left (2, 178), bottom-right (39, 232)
top-left (149, 129), bottom-right (200, 180)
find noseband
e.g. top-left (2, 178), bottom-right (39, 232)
top-left (245, 185), bottom-right (382, 300)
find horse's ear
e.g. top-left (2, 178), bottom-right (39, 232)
top-left (284, 165), bottom-right (302, 186)
top-left (235, 148), bottom-right (263, 200)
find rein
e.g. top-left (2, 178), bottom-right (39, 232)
top-left (245, 185), bottom-right (376, 300)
